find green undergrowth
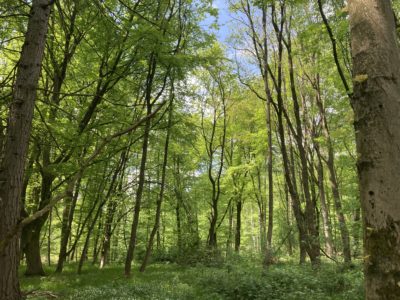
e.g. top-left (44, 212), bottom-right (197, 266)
top-left (20, 260), bottom-right (364, 300)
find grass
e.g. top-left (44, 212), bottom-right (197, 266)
top-left (20, 260), bottom-right (364, 300)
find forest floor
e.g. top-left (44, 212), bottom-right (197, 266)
top-left (20, 259), bottom-right (364, 300)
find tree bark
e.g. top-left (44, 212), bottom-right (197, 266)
top-left (0, 1), bottom-right (52, 298)
top-left (349, 0), bottom-right (400, 298)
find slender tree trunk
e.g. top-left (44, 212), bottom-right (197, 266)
top-left (235, 199), bottom-right (242, 252)
top-left (77, 198), bottom-right (105, 274)
top-left (174, 156), bottom-right (183, 254)
top-left (99, 151), bottom-right (127, 268)
top-left (288, 129), bottom-right (307, 264)
top-left (124, 51), bottom-right (157, 276)
top-left (314, 77), bottom-right (351, 263)
top-left (349, 1), bottom-right (400, 297)
top-left (140, 93), bottom-right (174, 272)
top-left (47, 209), bottom-right (52, 266)
top-left (285, 184), bottom-right (293, 256)
top-left (55, 176), bottom-right (81, 272)
top-left (285, 30), bottom-right (320, 266)
top-left (99, 199), bottom-right (117, 268)
top-left (315, 145), bottom-right (335, 257)
top-left (176, 195), bottom-right (182, 254)
top-left (124, 110), bottom-right (152, 276)
top-left (262, 6), bottom-right (274, 266)
top-left (327, 152), bottom-right (351, 263)
top-left (92, 214), bottom-right (103, 265)
top-left (226, 204), bottom-right (233, 256)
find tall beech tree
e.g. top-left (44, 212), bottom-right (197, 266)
top-left (349, 0), bottom-right (400, 297)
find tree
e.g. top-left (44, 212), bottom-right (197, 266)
top-left (198, 65), bottom-right (229, 250)
top-left (140, 85), bottom-right (174, 272)
top-left (0, 0), bottom-right (53, 298)
top-left (349, 0), bottom-right (400, 298)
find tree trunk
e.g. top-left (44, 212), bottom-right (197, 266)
top-left (124, 111), bottom-right (151, 276)
top-left (352, 208), bottom-right (361, 258)
top-left (176, 194), bottom-right (182, 254)
top-left (77, 198), bottom-right (105, 274)
top-left (99, 151), bottom-right (127, 268)
top-left (24, 227), bottom-right (46, 276)
top-left (0, 1), bottom-right (52, 297)
top-left (21, 157), bottom-right (55, 275)
top-left (235, 200), bottom-right (242, 252)
top-left (47, 209), bottom-right (52, 266)
top-left (140, 94), bottom-right (174, 272)
top-left (226, 204), bottom-right (233, 256)
top-left (124, 51), bottom-right (158, 276)
top-left (285, 184), bottom-right (293, 256)
top-left (55, 176), bottom-right (81, 272)
top-left (349, 1), bottom-right (400, 298)
top-left (262, 7), bottom-right (274, 265)
top-left (315, 145), bottom-right (335, 257)
top-left (314, 76), bottom-right (351, 263)
top-left (285, 31), bottom-right (321, 266)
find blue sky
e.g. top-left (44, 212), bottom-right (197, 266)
top-left (213, 0), bottom-right (231, 42)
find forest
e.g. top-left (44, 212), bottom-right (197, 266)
top-left (0, 0), bottom-right (400, 299)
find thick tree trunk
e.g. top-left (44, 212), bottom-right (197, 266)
top-left (0, 1), bottom-right (52, 297)
top-left (349, 1), bottom-right (400, 298)
top-left (24, 227), bottom-right (46, 276)
top-left (21, 161), bottom-right (54, 276)
top-left (352, 208), bottom-right (361, 258)
top-left (208, 204), bottom-right (218, 248)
